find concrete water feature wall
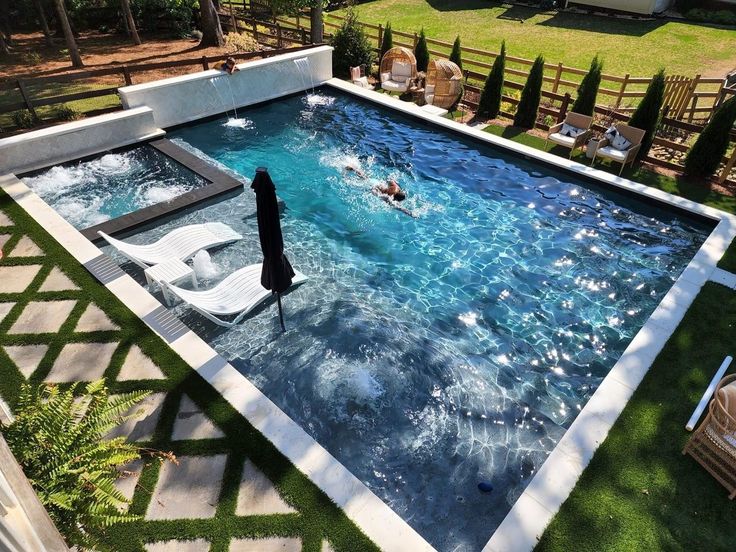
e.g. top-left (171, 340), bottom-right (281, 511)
top-left (0, 107), bottom-right (163, 175)
top-left (118, 45), bottom-right (333, 129)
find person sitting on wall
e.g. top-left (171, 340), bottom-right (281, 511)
top-left (214, 57), bottom-right (240, 74)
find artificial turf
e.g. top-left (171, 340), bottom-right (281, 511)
top-left (536, 282), bottom-right (736, 551)
top-left (0, 190), bottom-right (378, 551)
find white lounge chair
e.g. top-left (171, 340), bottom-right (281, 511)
top-left (98, 223), bottom-right (242, 269)
top-left (162, 263), bottom-right (308, 327)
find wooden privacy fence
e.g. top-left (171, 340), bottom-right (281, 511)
top-left (265, 10), bottom-right (729, 123)
top-left (0, 44), bottom-right (316, 126)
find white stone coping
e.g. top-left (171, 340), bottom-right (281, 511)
top-left (325, 79), bottom-right (736, 552)
top-left (0, 173), bottom-right (435, 552)
top-left (119, 46), bottom-right (334, 94)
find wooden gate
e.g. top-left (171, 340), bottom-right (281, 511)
top-left (663, 75), bottom-right (700, 120)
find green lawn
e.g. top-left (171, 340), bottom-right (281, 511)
top-left (0, 191), bottom-right (376, 552)
top-left (0, 82), bottom-right (121, 131)
top-left (333, 1), bottom-right (736, 78)
top-left (536, 282), bottom-right (736, 551)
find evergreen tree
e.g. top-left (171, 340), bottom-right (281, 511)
top-left (514, 54), bottom-right (545, 128)
top-left (572, 55), bottom-right (603, 116)
top-left (628, 69), bottom-right (666, 161)
top-left (379, 22), bottom-right (393, 62)
top-left (449, 35), bottom-right (462, 71)
top-left (685, 95), bottom-right (736, 177)
top-left (331, 10), bottom-right (374, 78)
top-left (415, 28), bottom-right (429, 73)
top-left (477, 41), bottom-right (506, 119)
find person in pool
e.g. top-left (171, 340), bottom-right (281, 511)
top-left (345, 164), bottom-right (366, 178)
top-left (214, 57), bottom-right (240, 74)
top-left (372, 179), bottom-right (416, 217)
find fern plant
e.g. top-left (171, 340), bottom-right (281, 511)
top-left (2, 380), bottom-right (150, 548)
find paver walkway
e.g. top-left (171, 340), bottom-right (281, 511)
top-left (0, 197), bottom-right (369, 552)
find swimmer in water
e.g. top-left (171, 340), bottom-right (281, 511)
top-left (345, 164), bottom-right (366, 178)
top-left (372, 179), bottom-right (416, 217)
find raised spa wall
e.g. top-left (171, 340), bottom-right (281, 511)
top-left (0, 46), bottom-right (333, 176)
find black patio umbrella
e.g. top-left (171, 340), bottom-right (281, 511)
top-left (251, 167), bottom-right (295, 332)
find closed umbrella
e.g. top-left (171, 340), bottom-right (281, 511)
top-left (251, 167), bottom-right (295, 331)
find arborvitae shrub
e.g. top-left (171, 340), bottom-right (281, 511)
top-left (449, 35), bottom-right (462, 71)
top-left (514, 54), bottom-right (545, 128)
top-left (379, 22), bottom-right (393, 63)
top-left (572, 55), bottom-right (603, 117)
top-left (477, 41), bottom-right (506, 120)
top-left (628, 69), bottom-right (666, 161)
top-left (415, 28), bottom-right (429, 73)
top-left (685, 95), bottom-right (736, 177)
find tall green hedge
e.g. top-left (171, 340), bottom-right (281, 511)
top-left (449, 36), bottom-right (463, 71)
top-left (514, 54), bottom-right (545, 129)
top-left (685, 95), bottom-right (736, 177)
top-left (572, 55), bottom-right (603, 117)
top-left (477, 41), bottom-right (506, 120)
top-left (415, 28), bottom-right (429, 73)
top-left (379, 22), bottom-right (393, 63)
top-left (331, 10), bottom-right (375, 78)
top-left (628, 69), bottom-right (666, 161)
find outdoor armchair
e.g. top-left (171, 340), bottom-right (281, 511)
top-left (544, 112), bottom-right (593, 159)
top-left (590, 122), bottom-right (646, 176)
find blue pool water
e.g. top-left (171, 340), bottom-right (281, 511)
top-left (122, 90), bottom-right (708, 551)
top-left (23, 146), bottom-right (207, 229)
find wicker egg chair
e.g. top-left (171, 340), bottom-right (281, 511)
top-left (380, 47), bottom-right (417, 93)
top-left (425, 59), bottom-right (463, 109)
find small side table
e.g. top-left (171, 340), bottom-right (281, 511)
top-left (144, 258), bottom-right (198, 306)
top-left (586, 138), bottom-right (600, 159)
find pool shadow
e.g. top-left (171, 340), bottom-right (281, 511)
top-left (535, 10), bottom-right (668, 37)
top-left (423, 0), bottom-right (501, 12)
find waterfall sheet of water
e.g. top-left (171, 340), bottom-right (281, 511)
top-left (293, 57), bottom-right (316, 95)
top-left (209, 76), bottom-right (247, 125)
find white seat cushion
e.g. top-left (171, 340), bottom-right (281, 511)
top-left (380, 72), bottom-right (391, 83)
top-left (382, 80), bottom-right (409, 92)
top-left (392, 60), bottom-right (412, 79)
top-left (596, 146), bottom-right (627, 162)
top-left (425, 93), bottom-right (435, 105)
top-left (548, 132), bottom-right (576, 147)
top-left (350, 67), bottom-right (361, 81)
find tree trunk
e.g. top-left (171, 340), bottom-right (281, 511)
top-left (34, 0), bottom-right (55, 47)
top-left (119, 0), bottom-right (141, 45)
top-left (52, 0), bottom-right (83, 67)
top-left (0, 32), bottom-right (8, 55)
top-left (0, 0), bottom-right (11, 45)
top-left (310, 5), bottom-right (323, 44)
top-left (199, 0), bottom-right (224, 48)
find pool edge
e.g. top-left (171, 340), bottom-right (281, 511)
top-left (0, 172), bottom-right (437, 552)
top-left (320, 79), bottom-right (736, 551)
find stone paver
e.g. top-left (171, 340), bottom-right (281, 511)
top-left (107, 392), bottom-right (167, 442)
top-left (145, 539), bottom-right (211, 552)
top-left (8, 236), bottom-right (44, 258)
top-left (229, 537), bottom-right (301, 552)
top-left (0, 302), bottom-right (15, 324)
top-left (74, 304), bottom-right (120, 332)
top-left (0, 212), bottom-right (12, 226)
top-left (146, 454), bottom-right (228, 520)
top-left (38, 268), bottom-right (79, 292)
top-left (236, 459), bottom-right (295, 516)
top-left (115, 459), bottom-right (144, 512)
top-left (45, 342), bottom-right (118, 382)
top-left (3, 344), bottom-right (48, 378)
top-left (172, 395), bottom-right (225, 441)
top-left (0, 265), bottom-right (43, 294)
top-left (117, 345), bottom-right (166, 381)
top-left (9, 300), bottom-right (77, 334)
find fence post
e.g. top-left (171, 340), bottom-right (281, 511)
top-left (615, 73), bottom-right (630, 110)
top-left (229, 1), bottom-right (237, 33)
top-left (552, 62), bottom-right (563, 93)
top-left (201, 56), bottom-right (209, 70)
top-left (413, 32), bottom-right (418, 49)
top-left (16, 80), bottom-right (39, 125)
top-left (687, 94), bottom-right (698, 123)
top-left (718, 146), bottom-right (736, 184)
top-left (252, 19), bottom-right (258, 41)
top-left (296, 14), bottom-right (300, 28)
top-left (377, 24), bottom-right (383, 51)
top-left (276, 24), bottom-right (282, 48)
top-left (122, 65), bottom-right (132, 86)
top-left (301, 28), bottom-right (307, 45)
top-left (558, 92), bottom-right (571, 123)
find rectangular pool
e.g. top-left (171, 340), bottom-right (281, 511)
top-left (111, 89), bottom-right (711, 551)
top-left (21, 145), bottom-right (208, 230)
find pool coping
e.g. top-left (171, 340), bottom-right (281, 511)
top-left (0, 173), bottom-right (435, 552)
top-left (323, 79), bottom-right (736, 551)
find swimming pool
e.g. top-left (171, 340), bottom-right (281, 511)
top-left (112, 90), bottom-right (710, 551)
top-left (22, 145), bottom-right (207, 229)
